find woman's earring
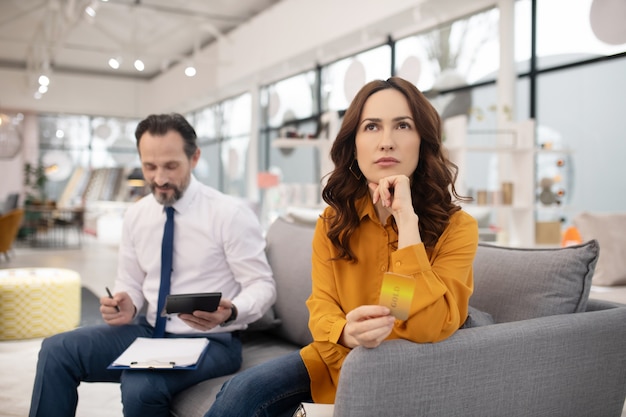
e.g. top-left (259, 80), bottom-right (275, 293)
top-left (349, 159), bottom-right (362, 180)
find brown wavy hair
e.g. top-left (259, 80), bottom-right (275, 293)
top-left (322, 77), bottom-right (465, 261)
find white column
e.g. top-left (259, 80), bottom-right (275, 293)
top-left (496, 0), bottom-right (517, 244)
top-left (497, 0), bottom-right (516, 151)
top-left (246, 83), bottom-right (260, 203)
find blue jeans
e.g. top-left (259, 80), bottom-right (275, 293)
top-left (205, 350), bottom-right (311, 417)
top-left (29, 317), bottom-right (242, 417)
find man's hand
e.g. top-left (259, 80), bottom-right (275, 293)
top-left (178, 299), bottom-right (234, 331)
top-left (339, 305), bottom-right (395, 349)
top-left (100, 291), bottom-right (135, 325)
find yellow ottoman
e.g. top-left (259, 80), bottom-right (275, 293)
top-left (0, 268), bottom-right (81, 340)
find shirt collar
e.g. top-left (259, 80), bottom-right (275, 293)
top-left (355, 193), bottom-right (378, 223)
top-left (159, 174), bottom-right (199, 215)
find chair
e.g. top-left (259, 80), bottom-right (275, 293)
top-left (0, 209), bottom-right (24, 261)
top-left (3, 193), bottom-right (19, 213)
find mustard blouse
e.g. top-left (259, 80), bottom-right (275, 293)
top-left (300, 196), bottom-right (479, 403)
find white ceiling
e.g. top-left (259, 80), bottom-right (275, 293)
top-left (0, 0), bottom-right (281, 80)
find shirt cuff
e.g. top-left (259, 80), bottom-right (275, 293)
top-left (390, 243), bottom-right (431, 275)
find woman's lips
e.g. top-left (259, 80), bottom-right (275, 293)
top-left (375, 157), bottom-right (399, 166)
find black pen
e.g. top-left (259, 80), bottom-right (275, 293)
top-left (106, 286), bottom-right (120, 312)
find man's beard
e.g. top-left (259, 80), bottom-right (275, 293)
top-left (150, 177), bottom-right (189, 206)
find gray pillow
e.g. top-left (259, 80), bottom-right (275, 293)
top-left (470, 240), bottom-right (599, 323)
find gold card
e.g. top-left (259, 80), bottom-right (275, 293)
top-left (378, 272), bottom-right (416, 321)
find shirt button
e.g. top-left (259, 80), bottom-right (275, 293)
top-left (395, 261), bottom-right (401, 267)
top-left (380, 265), bottom-right (386, 271)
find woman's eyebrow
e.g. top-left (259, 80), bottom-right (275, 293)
top-left (360, 116), bottom-right (413, 125)
top-left (359, 117), bottom-right (381, 125)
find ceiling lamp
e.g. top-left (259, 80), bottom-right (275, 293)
top-left (185, 38), bottom-right (200, 77)
top-left (84, 1), bottom-right (100, 23)
top-left (134, 59), bottom-right (145, 71)
top-left (38, 75), bottom-right (50, 87)
top-left (85, 6), bottom-right (97, 18)
top-left (108, 57), bottom-right (121, 69)
top-left (35, 69), bottom-right (50, 98)
top-left (184, 64), bottom-right (197, 77)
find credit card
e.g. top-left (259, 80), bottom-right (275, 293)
top-left (378, 272), bottom-right (416, 320)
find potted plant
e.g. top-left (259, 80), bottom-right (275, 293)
top-left (23, 161), bottom-right (50, 206)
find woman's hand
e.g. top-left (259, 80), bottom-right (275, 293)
top-left (339, 305), bottom-right (395, 349)
top-left (178, 299), bottom-right (234, 331)
top-left (369, 175), bottom-right (421, 248)
top-left (100, 291), bottom-right (135, 325)
top-left (369, 174), bottom-right (413, 216)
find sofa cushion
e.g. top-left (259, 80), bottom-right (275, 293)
top-left (264, 217), bottom-right (315, 346)
top-left (573, 212), bottom-right (626, 286)
top-left (470, 240), bottom-right (599, 323)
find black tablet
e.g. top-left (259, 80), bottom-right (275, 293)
top-left (162, 292), bottom-right (222, 315)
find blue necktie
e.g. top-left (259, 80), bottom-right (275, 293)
top-left (153, 206), bottom-right (175, 338)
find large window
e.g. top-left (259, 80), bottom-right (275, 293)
top-left (535, 0), bottom-right (626, 69)
top-left (188, 92), bottom-right (253, 198)
top-left (35, 92), bottom-right (255, 203)
top-left (260, 71), bottom-right (320, 184)
top-left (321, 44), bottom-right (392, 112)
top-left (191, 105), bottom-right (220, 191)
top-left (395, 7), bottom-right (500, 93)
top-left (261, 71), bottom-right (317, 129)
top-left (38, 114), bottom-right (140, 203)
top-left (395, 7), bottom-right (500, 121)
top-left (221, 93), bottom-right (252, 197)
top-left (536, 58), bottom-right (626, 213)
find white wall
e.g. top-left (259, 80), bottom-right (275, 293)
top-left (0, 68), bottom-right (143, 118)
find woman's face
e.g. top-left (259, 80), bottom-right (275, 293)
top-left (355, 88), bottom-right (421, 184)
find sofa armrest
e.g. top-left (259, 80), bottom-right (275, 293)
top-left (587, 298), bottom-right (626, 311)
top-left (334, 308), bottom-right (626, 417)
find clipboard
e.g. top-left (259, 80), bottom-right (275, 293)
top-left (108, 337), bottom-right (210, 370)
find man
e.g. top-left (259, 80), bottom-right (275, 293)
top-left (29, 113), bottom-right (276, 417)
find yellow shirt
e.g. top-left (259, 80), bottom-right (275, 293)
top-left (300, 196), bottom-right (479, 403)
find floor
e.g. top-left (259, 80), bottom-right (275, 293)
top-left (1, 234), bottom-right (625, 417)
top-left (0, 235), bottom-right (124, 417)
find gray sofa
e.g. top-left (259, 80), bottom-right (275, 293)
top-left (171, 217), bottom-right (626, 417)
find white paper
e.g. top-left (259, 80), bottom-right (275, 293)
top-left (110, 337), bottom-right (209, 368)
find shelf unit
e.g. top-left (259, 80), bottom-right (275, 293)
top-left (261, 111), bottom-right (341, 227)
top-left (444, 115), bottom-right (536, 247)
top-left (270, 111), bottom-right (340, 185)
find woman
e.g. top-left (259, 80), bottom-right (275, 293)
top-left (205, 77), bottom-right (478, 417)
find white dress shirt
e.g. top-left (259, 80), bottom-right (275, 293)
top-left (114, 175), bottom-right (276, 334)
